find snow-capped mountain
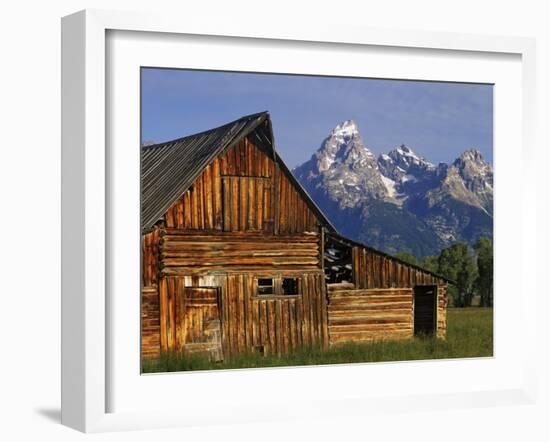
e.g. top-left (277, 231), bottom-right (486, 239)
top-left (428, 149), bottom-right (493, 214)
top-left (293, 121), bottom-right (493, 258)
top-left (378, 144), bottom-right (436, 184)
top-left (295, 120), bottom-right (391, 208)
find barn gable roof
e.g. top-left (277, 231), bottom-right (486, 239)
top-left (141, 112), bottom-right (336, 232)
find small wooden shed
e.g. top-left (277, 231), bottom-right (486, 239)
top-left (141, 112), bottom-right (450, 360)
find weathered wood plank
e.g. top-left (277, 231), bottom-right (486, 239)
top-left (326, 286), bottom-right (418, 346)
top-left (267, 299), bottom-right (276, 356)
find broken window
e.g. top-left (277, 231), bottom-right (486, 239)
top-left (256, 276), bottom-right (301, 296)
top-left (282, 277), bottom-right (299, 295)
top-left (324, 235), bottom-right (353, 284)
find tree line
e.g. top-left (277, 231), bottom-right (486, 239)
top-left (396, 236), bottom-right (493, 308)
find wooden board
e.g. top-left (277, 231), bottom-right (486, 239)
top-left (159, 279), bottom-right (223, 361)
top-left (327, 287), bottom-right (414, 344)
top-left (179, 287), bottom-right (223, 361)
top-left (220, 272), bottom-right (327, 358)
top-left (351, 245), bottom-right (446, 289)
top-left (141, 285), bottom-right (160, 358)
top-left (160, 231), bottom-right (320, 274)
top-left (162, 137), bottom-right (318, 234)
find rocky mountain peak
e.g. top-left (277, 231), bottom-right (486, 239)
top-left (294, 120), bottom-right (389, 209)
top-left (425, 148), bottom-right (493, 216)
top-left (388, 144), bottom-right (435, 170)
top-left (378, 144), bottom-right (435, 184)
top-left (314, 119), bottom-right (374, 172)
top-left (452, 148), bottom-right (492, 185)
top-left (293, 122), bottom-right (494, 257)
top-left (331, 119), bottom-right (359, 137)
top-left (457, 148), bottom-right (485, 163)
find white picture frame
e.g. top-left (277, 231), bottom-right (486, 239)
top-left (61, 9), bottom-right (537, 433)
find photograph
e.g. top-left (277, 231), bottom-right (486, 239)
top-left (140, 68), bottom-right (494, 373)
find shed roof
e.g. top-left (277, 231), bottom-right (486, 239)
top-left (141, 112), bottom-right (336, 232)
top-left (326, 231), bottom-right (455, 285)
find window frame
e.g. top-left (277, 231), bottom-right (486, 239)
top-left (257, 277), bottom-right (276, 296)
top-left (254, 275), bottom-right (302, 298)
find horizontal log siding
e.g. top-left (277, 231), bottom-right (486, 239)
top-left (141, 286), bottom-right (160, 358)
top-left (327, 288), bottom-right (415, 344)
top-left (352, 246), bottom-right (446, 289)
top-left (159, 230), bottom-right (321, 275)
top-left (163, 137), bottom-right (319, 234)
top-left (221, 272), bottom-right (328, 358)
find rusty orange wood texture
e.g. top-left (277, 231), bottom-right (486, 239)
top-left (162, 137), bottom-right (318, 234)
top-left (158, 272), bottom-right (328, 358)
top-left (142, 228), bottom-right (160, 287)
top-left (141, 286), bottom-right (160, 358)
top-left (327, 286), bottom-right (447, 345)
top-left (221, 272), bottom-right (328, 358)
top-left (158, 282), bottom-right (223, 360)
top-left (159, 230), bottom-right (320, 275)
top-left (352, 246), bottom-right (447, 289)
top-left (328, 288), bottom-right (415, 344)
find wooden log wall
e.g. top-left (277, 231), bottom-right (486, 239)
top-left (142, 227), bottom-right (160, 286)
top-left (327, 288), bottom-right (415, 345)
top-left (141, 286), bottom-right (160, 358)
top-left (221, 272), bottom-right (328, 358)
top-left (327, 285), bottom-right (448, 345)
top-left (221, 176), bottom-right (273, 232)
top-left (141, 228), bottom-right (161, 358)
top-left (159, 272), bottom-right (328, 358)
top-left (162, 137), bottom-right (318, 234)
top-left (352, 246), bottom-right (446, 289)
top-left (159, 229), bottom-right (321, 276)
top-left (158, 278), bottom-right (223, 359)
top-left (275, 168), bottom-right (318, 234)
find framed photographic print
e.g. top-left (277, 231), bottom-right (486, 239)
top-left (139, 70), bottom-right (490, 372)
top-left (61, 9), bottom-right (537, 433)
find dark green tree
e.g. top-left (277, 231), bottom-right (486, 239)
top-left (437, 242), bottom-right (478, 307)
top-left (474, 236), bottom-right (493, 307)
top-left (421, 255), bottom-right (438, 273)
top-left (395, 251), bottom-right (419, 266)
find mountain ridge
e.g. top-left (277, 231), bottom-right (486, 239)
top-left (293, 120), bottom-right (493, 258)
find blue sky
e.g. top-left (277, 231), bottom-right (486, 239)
top-left (141, 68), bottom-right (493, 168)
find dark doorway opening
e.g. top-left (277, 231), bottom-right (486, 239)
top-left (414, 285), bottom-right (437, 337)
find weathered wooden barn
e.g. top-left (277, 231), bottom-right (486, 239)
top-left (141, 112), bottom-right (450, 360)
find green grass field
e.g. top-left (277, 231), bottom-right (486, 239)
top-left (142, 307), bottom-right (493, 373)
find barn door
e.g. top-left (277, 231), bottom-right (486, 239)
top-left (178, 287), bottom-right (223, 361)
top-left (159, 280), bottom-right (224, 361)
top-left (414, 285), bottom-right (437, 336)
